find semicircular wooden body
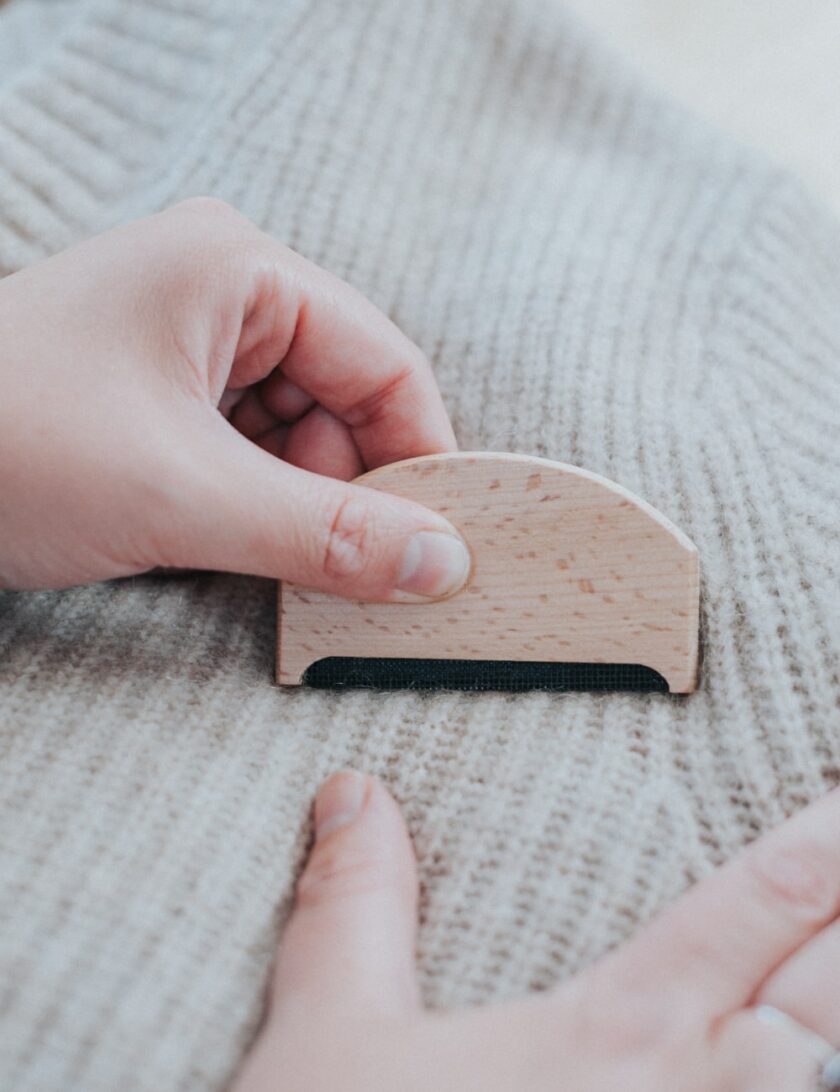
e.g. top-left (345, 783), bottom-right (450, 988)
top-left (278, 452), bottom-right (700, 693)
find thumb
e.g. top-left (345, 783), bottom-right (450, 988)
top-left (165, 419), bottom-right (471, 600)
top-left (272, 771), bottom-right (420, 1025)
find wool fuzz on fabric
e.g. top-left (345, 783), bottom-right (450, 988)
top-left (0, 2), bottom-right (839, 1089)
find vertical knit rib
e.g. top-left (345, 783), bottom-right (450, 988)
top-left (1, 2), bottom-right (839, 1090)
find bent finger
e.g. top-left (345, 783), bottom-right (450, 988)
top-left (757, 915), bottom-right (840, 1046)
top-left (716, 1008), bottom-right (832, 1092)
top-left (258, 371), bottom-right (316, 423)
top-left (231, 240), bottom-right (456, 468)
top-left (282, 405), bottom-right (364, 481)
top-left (596, 789), bottom-right (840, 1020)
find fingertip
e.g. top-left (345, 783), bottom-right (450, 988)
top-left (282, 406), bottom-right (364, 480)
top-left (391, 527), bottom-right (472, 601)
top-left (271, 771), bottom-right (420, 1022)
top-left (312, 770), bottom-right (413, 853)
top-left (298, 770), bottom-right (418, 914)
top-left (314, 769), bottom-right (369, 841)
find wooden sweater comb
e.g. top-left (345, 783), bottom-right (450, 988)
top-left (277, 452), bottom-right (700, 693)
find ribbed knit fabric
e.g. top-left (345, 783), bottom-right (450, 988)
top-left (1, 2), bottom-right (839, 1090)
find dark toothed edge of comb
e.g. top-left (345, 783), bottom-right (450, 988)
top-left (301, 658), bottom-right (669, 693)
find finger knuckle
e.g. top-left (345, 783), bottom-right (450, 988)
top-left (747, 837), bottom-right (837, 923)
top-left (322, 495), bottom-right (375, 580)
top-left (341, 364), bottom-right (416, 429)
top-left (172, 194), bottom-right (246, 227)
top-left (167, 197), bottom-right (255, 267)
top-left (297, 844), bottom-right (410, 907)
top-left (154, 198), bottom-right (260, 310)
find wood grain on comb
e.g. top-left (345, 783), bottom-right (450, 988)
top-left (277, 452), bottom-right (700, 693)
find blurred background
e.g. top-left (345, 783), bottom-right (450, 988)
top-left (1, 0), bottom-right (838, 216)
top-left (564, 0), bottom-right (840, 216)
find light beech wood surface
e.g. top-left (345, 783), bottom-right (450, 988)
top-left (278, 453), bottom-right (700, 692)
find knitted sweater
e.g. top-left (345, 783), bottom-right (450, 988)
top-left (1, 2), bottom-right (839, 1090)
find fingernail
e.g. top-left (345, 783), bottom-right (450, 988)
top-left (394, 530), bottom-right (471, 601)
top-left (314, 771), bottom-right (367, 841)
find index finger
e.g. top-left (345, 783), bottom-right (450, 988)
top-left (235, 240), bottom-right (457, 468)
top-left (597, 787), bottom-right (840, 1019)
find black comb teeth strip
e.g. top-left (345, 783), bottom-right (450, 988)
top-left (302, 658), bottom-right (669, 693)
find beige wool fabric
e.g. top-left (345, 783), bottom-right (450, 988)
top-left (1, 1), bottom-right (839, 1089)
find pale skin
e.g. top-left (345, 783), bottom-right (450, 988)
top-left (1, 200), bottom-right (837, 1089)
top-left (0, 197), bottom-right (469, 598)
